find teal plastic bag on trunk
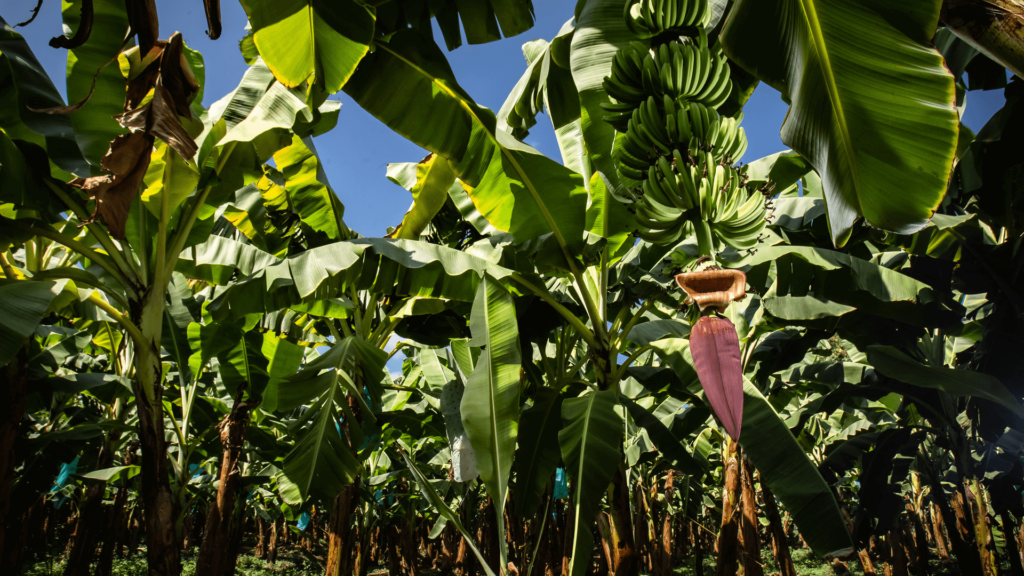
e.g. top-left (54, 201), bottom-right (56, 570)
top-left (553, 467), bottom-right (568, 500)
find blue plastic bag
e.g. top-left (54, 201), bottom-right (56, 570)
top-left (297, 511), bottom-right (311, 531)
top-left (553, 467), bottom-right (568, 500)
top-left (52, 456), bottom-right (79, 492)
top-left (51, 456), bottom-right (80, 509)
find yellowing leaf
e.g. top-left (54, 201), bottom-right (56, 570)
top-left (141, 140), bottom-right (200, 217)
top-left (387, 153), bottom-right (458, 240)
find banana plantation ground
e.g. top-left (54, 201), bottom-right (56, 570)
top-left (2, 0), bottom-right (1024, 576)
top-left (12, 525), bottom-right (998, 576)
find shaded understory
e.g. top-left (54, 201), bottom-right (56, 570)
top-left (20, 544), bottom-right (980, 576)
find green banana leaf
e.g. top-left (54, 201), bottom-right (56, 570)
top-left (343, 30), bottom-right (588, 259)
top-left (721, 0), bottom-right (958, 246)
top-left (276, 337), bottom-right (385, 504)
top-left (79, 465), bottom-right (141, 483)
top-left (215, 330), bottom-right (303, 402)
top-left (162, 273), bottom-right (200, 383)
top-left (206, 238), bottom-right (514, 320)
top-left (187, 316), bottom-right (246, 380)
top-left (140, 140), bottom-right (201, 217)
top-left (60, 0), bottom-right (129, 170)
top-left (386, 154), bottom-right (458, 240)
top-left (513, 387), bottom-right (563, 518)
top-left (649, 338), bottom-right (701, 392)
top-left (739, 377), bottom-right (853, 556)
top-left (624, 319), bottom-right (691, 347)
top-left (497, 21), bottom-right (580, 141)
top-left (867, 345), bottom-right (1024, 417)
top-left (0, 131), bottom-right (49, 212)
top-left (744, 150), bottom-right (814, 196)
top-left (568, 0), bottom-right (634, 198)
top-left (460, 275), bottom-right (521, 573)
top-left (218, 80), bottom-right (313, 148)
top-left (208, 59), bottom-right (276, 130)
top-left (620, 397), bottom-right (703, 476)
top-left (559, 388), bottom-right (623, 576)
top-left (762, 295), bottom-right (856, 320)
top-left (176, 235), bottom-right (282, 285)
top-left (735, 245), bottom-right (942, 309)
top-left (28, 328), bottom-right (91, 378)
top-left (584, 172), bottom-right (634, 264)
top-left (0, 17), bottom-right (88, 176)
top-left (272, 136), bottom-right (349, 241)
top-left (451, 337), bottom-right (481, 378)
top-left (220, 184), bottom-right (292, 257)
top-left (399, 451), bottom-right (497, 576)
top-left (423, 0), bottom-right (535, 50)
top-left (238, 0), bottom-right (375, 93)
top-left (0, 280), bottom-right (64, 367)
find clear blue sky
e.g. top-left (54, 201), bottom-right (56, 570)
top-left (6, 0), bottom-right (1008, 238)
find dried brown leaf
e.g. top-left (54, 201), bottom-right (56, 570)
top-left (675, 269), bottom-right (746, 312)
top-left (49, 0), bottom-right (94, 49)
top-left (126, 0), bottom-right (160, 55)
top-left (203, 0), bottom-right (222, 40)
top-left (71, 132), bottom-right (155, 238)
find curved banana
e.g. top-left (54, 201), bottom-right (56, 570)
top-left (624, 0), bottom-right (710, 38)
top-left (603, 0), bottom-right (767, 250)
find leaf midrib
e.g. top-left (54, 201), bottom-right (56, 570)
top-left (482, 287), bottom-right (505, 489)
top-left (794, 0), bottom-right (862, 213)
top-left (569, 392), bottom-right (595, 574)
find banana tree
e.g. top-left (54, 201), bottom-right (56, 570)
top-left (1, 10), bottom-right (355, 569)
top-left (326, 3), bottom-right (969, 572)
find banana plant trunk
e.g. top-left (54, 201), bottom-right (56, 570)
top-left (195, 393), bottom-right (254, 576)
top-left (132, 288), bottom-right (181, 576)
top-left (907, 501), bottom-right (930, 574)
top-left (929, 471), bottom-right (983, 576)
top-left (95, 479), bottom-right (131, 576)
top-left (481, 497), bottom-right (500, 575)
top-left (63, 442), bottom-right (116, 576)
top-left (693, 520), bottom-right (705, 576)
top-left (326, 484), bottom-right (359, 576)
top-left (0, 347), bottom-right (28, 573)
top-left (932, 503), bottom-right (952, 562)
top-left (888, 516), bottom-right (909, 576)
top-left (609, 466), bottom-right (639, 576)
top-left (401, 495), bottom-right (420, 576)
top-left (738, 457), bottom-right (764, 576)
top-left (1000, 511), bottom-right (1024, 576)
top-left (657, 471), bottom-right (675, 576)
top-left (326, 394), bottom-right (363, 576)
top-left (267, 518), bottom-right (281, 566)
top-left (759, 470), bottom-right (796, 576)
top-left (942, 0), bottom-right (1024, 78)
top-left (716, 441), bottom-right (741, 576)
top-left (966, 479), bottom-right (997, 576)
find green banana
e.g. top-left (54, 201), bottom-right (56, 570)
top-left (603, 0), bottom-right (768, 251)
top-left (625, 0), bottom-right (710, 38)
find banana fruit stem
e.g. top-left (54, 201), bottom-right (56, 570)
top-left (694, 218), bottom-right (716, 262)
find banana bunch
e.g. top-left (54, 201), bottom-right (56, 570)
top-left (633, 151), bottom-right (766, 249)
top-left (602, 0), bottom-right (767, 252)
top-left (603, 34), bottom-right (732, 130)
top-left (615, 96), bottom-right (748, 181)
top-left (624, 0), bottom-right (710, 38)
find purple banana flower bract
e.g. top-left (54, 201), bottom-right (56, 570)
top-left (689, 315), bottom-right (744, 439)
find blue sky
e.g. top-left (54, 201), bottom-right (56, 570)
top-left (7, 0), bottom-right (1008, 238)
